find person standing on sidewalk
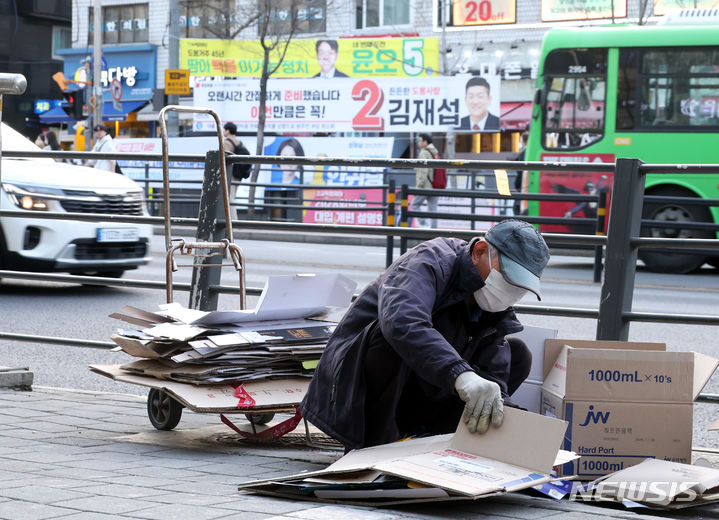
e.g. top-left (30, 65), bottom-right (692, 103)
top-left (409, 133), bottom-right (439, 228)
top-left (87, 125), bottom-right (116, 173)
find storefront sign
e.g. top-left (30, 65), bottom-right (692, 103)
top-left (57, 44), bottom-right (157, 102)
top-left (180, 37), bottom-right (439, 78)
top-left (452, 0), bottom-right (516, 26)
top-left (165, 69), bottom-right (191, 95)
top-left (192, 75), bottom-right (502, 133)
top-left (541, 0), bottom-right (626, 21)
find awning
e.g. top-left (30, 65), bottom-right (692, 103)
top-left (37, 106), bottom-right (77, 124)
top-left (500, 102), bottom-right (533, 131)
top-left (102, 100), bottom-right (149, 121)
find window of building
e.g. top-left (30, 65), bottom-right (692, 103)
top-left (617, 47), bottom-right (719, 130)
top-left (355, 0), bottom-right (410, 29)
top-left (262, 0), bottom-right (327, 36)
top-left (52, 26), bottom-right (72, 59)
top-left (180, 0), bottom-right (326, 38)
top-left (89, 4), bottom-right (149, 44)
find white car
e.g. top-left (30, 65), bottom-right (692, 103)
top-left (0, 123), bottom-right (153, 277)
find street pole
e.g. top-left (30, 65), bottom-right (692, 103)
top-left (167, 0), bottom-right (180, 136)
top-left (0, 74), bottom-right (27, 190)
top-left (439, 0), bottom-right (457, 181)
top-left (93, 0), bottom-right (103, 137)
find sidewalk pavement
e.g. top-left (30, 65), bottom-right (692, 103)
top-left (2, 386), bottom-right (718, 520)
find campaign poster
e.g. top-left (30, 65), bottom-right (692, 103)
top-left (193, 74), bottom-right (501, 133)
top-left (304, 187), bottom-right (385, 226)
top-left (180, 37), bottom-right (439, 78)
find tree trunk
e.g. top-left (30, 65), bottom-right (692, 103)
top-left (247, 46), bottom-right (271, 219)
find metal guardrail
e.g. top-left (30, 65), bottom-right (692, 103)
top-left (0, 148), bottom-right (718, 348)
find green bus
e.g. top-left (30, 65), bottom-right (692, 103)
top-left (525, 23), bottom-right (719, 273)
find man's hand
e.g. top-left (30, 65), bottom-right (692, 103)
top-left (454, 371), bottom-right (504, 434)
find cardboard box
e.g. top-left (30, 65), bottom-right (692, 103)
top-left (506, 325), bottom-right (557, 413)
top-left (239, 407), bottom-right (575, 506)
top-left (541, 342), bottom-right (718, 479)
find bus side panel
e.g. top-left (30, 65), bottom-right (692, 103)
top-left (538, 152), bottom-right (614, 234)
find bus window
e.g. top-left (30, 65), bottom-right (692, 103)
top-left (619, 47), bottom-right (719, 130)
top-left (541, 48), bottom-right (607, 150)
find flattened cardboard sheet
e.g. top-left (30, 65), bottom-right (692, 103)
top-left (239, 408), bottom-right (573, 506)
top-left (89, 364), bottom-right (307, 413)
top-left (585, 458), bottom-right (719, 509)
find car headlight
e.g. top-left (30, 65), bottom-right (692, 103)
top-left (1, 183), bottom-right (64, 211)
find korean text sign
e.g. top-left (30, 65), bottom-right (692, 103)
top-left (180, 37), bottom-right (439, 78)
top-left (192, 75), bottom-right (501, 133)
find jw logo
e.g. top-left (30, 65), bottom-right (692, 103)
top-left (579, 405), bottom-right (610, 426)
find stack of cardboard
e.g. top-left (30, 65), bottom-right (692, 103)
top-left (107, 274), bottom-right (357, 385)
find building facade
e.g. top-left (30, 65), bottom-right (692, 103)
top-left (62, 0), bottom-right (686, 151)
top-left (0, 0), bottom-right (71, 134)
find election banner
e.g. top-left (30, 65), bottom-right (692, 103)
top-left (181, 37), bottom-right (439, 78)
top-left (115, 136), bottom-right (393, 187)
top-left (192, 75), bottom-right (501, 133)
top-left (541, 0), bottom-right (626, 21)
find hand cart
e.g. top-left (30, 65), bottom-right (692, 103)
top-left (92, 106), bottom-right (307, 441)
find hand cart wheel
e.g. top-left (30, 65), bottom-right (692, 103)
top-left (147, 388), bottom-right (183, 430)
top-left (245, 412), bottom-right (275, 425)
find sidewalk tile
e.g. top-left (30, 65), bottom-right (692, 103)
top-left (0, 486), bottom-right (90, 504)
top-left (51, 496), bottom-right (158, 515)
top-left (129, 503), bottom-right (241, 520)
top-left (0, 500), bottom-right (75, 520)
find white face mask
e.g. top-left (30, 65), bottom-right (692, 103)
top-left (473, 247), bottom-right (528, 312)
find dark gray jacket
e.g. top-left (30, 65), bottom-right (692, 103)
top-left (300, 237), bottom-right (522, 449)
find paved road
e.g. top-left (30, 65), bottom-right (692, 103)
top-left (1, 235), bottom-right (718, 447)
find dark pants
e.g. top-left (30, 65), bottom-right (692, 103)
top-left (362, 325), bottom-right (532, 448)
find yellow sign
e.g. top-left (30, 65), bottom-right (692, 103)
top-left (165, 69), bottom-right (190, 95)
top-left (541, 0), bottom-right (626, 21)
top-left (494, 170), bottom-right (511, 196)
top-left (452, 0), bottom-right (516, 26)
top-left (614, 137), bottom-right (631, 146)
top-left (180, 38), bottom-right (440, 78)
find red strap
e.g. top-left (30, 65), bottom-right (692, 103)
top-left (220, 407), bottom-right (302, 441)
top-left (233, 384), bottom-right (256, 408)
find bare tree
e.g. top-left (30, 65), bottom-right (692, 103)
top-left (180, 0), bottom-right (260, 39)
top-left (245, 0), bottom-right (307, 218)
top-left (181, 0), bottom-right (326, 217)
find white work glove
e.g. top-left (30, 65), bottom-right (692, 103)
top-left (454, 371), bottom-right (504, 434)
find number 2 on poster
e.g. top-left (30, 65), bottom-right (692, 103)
top-left (352, 80), bottom-right (385, 131)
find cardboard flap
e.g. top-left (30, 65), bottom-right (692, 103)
top-left (543, 339), bottom-right (665, 380)
top-left (692, 352), bottom-right (719, 400)
top-left (449, 407), bottom-right (568, 474)
top-left (541, 345), bottom-right (569, 398)
top-left (562, 348), bottom-right (695, 403)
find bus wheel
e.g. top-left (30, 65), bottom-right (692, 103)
top-left (638, 187), bottom-right (712, 274)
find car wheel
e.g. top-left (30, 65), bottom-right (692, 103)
top-left (147, 389), bottom-right (183, 430)
top-left (638, 186), bottom-right (713, 274)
